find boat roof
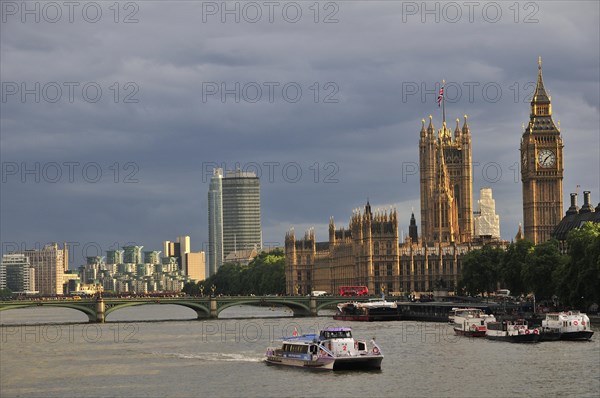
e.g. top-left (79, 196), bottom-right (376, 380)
top-left (280, 333), bottom-right (319, 343)
top-left (322, 327), bottom-right (352, 332)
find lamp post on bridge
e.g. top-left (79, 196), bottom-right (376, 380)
top-left (209, 285), bottom-right (218, 319)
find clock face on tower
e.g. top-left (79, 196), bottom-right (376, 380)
top-left (537, 149), bottom-right (556, 168)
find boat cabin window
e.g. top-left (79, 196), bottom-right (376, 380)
top-left (320, 330), bottom-right (352, 339)
top-left (283, 344), bottom-right (309, 353)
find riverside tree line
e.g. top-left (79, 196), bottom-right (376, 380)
top-left (459, 222), bottom-right (599, 310)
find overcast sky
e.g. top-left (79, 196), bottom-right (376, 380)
top-left (1, 1), bottom-right (599, 268)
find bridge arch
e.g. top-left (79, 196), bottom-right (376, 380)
top-left (104, 301), bottom-right (211, 320)
top-left (217, 299), bottom-right (312, 317)
top-left (0, 303), bottom-right (97, 322)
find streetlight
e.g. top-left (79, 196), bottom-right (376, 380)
top-left (200, 285), bottom-right (205, 297)
top-left (211, 284), bottom-right (216, 297)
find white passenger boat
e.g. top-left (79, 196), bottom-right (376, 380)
top-left (265, 327), bottom-right (383, 370)
top-left (541, 311), bottom-right (594, 341)
top-left (485, 319), bottom-right (541, 343)
top-left (452, 308), bottom-right (496, 337)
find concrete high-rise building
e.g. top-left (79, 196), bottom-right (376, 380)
top-left (106, 250), bottom-right (124, 265)
top-left (123, 246), bottom-right (143, 264)
top-left (178, 236), bottom-right (190, 274)
top-left (0, 253), bottom-right (36, 294)
top-left (208, 168), bottom-right (224, 276)
top-left (186, 251), bottom-right (206, 282)
top-left (521, 57), bottom-right (564, 244)
top-left (163, 236), bottom-right (205, 281)
top-left (11, 243), bottom-right (67, 295)
top-left (474, 188), bottom-right (500, 238)
top-left (164, 236), bottom-right (190, 273)
top-left (143, 251), bottom-right (161, 265)
top-left (419, 115), bottom-right (473, 244)
top-left (222, 169), bottom-right (262, 262)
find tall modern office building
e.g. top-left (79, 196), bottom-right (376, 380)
top-left (208, 168), bottom-right (224, 276)
top-left (208, 168), bottom-right (262, 276)
top-left (222, 169), bottom-right (262, 264)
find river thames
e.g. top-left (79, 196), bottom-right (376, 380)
top-left (1, 305), bottom-right (598, 397)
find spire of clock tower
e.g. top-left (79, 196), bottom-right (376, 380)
top-left (531, 56), bottom-right (552, 117)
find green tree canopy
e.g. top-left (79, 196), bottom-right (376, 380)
top-left (554, 222), bottom-right (600, 309)
top-left (183, 249), bottom-right (285, 296)
top-left (459, 245), bottom-right (504, 296)
top-left (521, 238), bottom-right (566, 300)
top-left (499, 239), bottom-right (534, 296)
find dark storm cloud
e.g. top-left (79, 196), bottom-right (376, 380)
top-left (1, 1), bottom-right (598, 267)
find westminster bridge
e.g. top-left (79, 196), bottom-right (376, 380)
top-left (0, 296), bottom-right (375, 323)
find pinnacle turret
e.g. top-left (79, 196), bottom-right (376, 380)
top-left (462, 114), bottom-right (470, 135)
top-left (427, 115), bottom-right (434, 135)
top-left (454, 118), bottom-right (461, 139)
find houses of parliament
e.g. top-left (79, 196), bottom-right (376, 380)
top-left (284, 59), bottom-right (575, 296)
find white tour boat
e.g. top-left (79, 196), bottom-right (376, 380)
top-left (265, 327), bottom-right (383, 370)
top-left (452, 308), bottom-right (496, 337)
top-left (541, 311), bottom-right (594, 341)
top-left (485, 319), bottom-right (541, 343)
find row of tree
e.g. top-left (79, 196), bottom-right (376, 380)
top-left (459, 222), bottom-right (600, 310)
top-left (183, 248), bottom-right (286, 296)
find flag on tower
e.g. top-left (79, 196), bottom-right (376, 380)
top-left (437, 85), bottom-right (444, 107)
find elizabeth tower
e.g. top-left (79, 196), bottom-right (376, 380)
top-left (520, 57), bottom-right (564, 244)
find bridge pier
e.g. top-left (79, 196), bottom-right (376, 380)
top-left (310, 297), bottom-right (318, 317)
top-left (95, 297), bottom-right (105, 323)
top-left (209, 297), bottom-right (218, 319)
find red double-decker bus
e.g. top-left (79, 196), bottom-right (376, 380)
top-left (339, 286), bottom-right (369, 296)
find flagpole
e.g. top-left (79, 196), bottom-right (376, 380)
top-left (442, 79), bottom-right (446, 124)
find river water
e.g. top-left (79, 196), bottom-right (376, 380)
top-left (1, 305), bottom-right (599, 397)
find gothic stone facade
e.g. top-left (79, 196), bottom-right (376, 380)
top-left (419, 115), bottom-right (473, 245)
top-left (284, 203), bottom-right (496, 296)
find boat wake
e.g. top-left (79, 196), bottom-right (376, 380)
top-left (154, 351), bottom-right (263, 363)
